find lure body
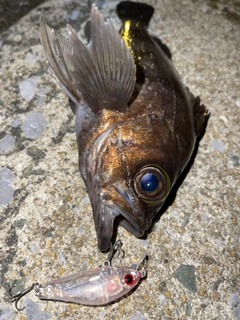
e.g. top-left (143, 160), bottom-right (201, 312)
top-left (35, 262), bottom-right (145, 305)
top-left (11, 241), bottom-right (146, 308)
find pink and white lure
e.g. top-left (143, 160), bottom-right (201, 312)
top-left (10, 241), bottom-right (146, 310)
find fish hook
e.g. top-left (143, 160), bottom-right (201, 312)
top-left (103, 240), bottom-right (125, 266)
top-left (9, 281), bottom-right (38, 311)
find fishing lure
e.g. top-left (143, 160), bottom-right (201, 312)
top-left (10, 241), bottom-right (146, 310)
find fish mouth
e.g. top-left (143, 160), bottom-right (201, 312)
top-left (94, 201), bottom-right (149, 251)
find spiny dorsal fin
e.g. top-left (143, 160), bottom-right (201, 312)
top-left (40, 4), bottom-right (136, 113)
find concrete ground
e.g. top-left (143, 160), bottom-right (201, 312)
top-left (0, 0), bottom-right (239, 319)
top-left (0, 0), bottom-right (46, 34)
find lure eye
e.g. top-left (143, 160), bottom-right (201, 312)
top-left (133, 165), bottom-right (171, 202)
top-left (124, 273), bottom-right (135, 285)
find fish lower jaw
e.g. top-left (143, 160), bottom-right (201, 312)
top-left (94, 202), bottom-right (148, 250)
top-left (118, 216), bottom-right (146, 238)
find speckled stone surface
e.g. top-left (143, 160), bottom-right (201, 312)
top-left (0, 0), bottom-right (239, 319)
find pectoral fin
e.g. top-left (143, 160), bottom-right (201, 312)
top-left (40, 17), bottom-right (82, 106)
top-left (40, 4), bottom-right (136, 113)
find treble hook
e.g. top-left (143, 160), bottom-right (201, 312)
top-left (9, 282), bottom-right (38, 311)
top-left (103, 240), bottom-right (125, 266)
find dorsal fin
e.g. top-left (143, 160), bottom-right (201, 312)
top-left (40, 4), bottom-right (136, 113)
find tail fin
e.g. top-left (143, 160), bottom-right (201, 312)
top-left (117, 1), bottom-right (154, 26)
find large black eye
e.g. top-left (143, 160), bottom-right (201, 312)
top-left (133, 165), bottom-right (171, 202)
top-left (140, 173), bottom-right (159, 192)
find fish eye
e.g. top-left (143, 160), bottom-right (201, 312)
top-left (133, 165), bottom-right (171, 202)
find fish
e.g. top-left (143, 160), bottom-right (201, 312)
top-left (11, 240), bottom-right (146, 308)
top-left (39, 1), bottom-right (208, 251)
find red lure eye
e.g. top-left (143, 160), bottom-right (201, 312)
top-left (124, 273), bottom-right (135, 285)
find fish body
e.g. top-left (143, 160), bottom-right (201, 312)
top-left (40, 2), bottom-right (208, 250)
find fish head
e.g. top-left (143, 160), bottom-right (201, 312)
top-left (85, 114), bottom-right (193, 251)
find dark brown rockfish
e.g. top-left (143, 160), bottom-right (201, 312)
top-left (40, 2), bottom-right (208, 250)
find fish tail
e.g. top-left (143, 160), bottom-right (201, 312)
top-left (117, 1), bottom-right (154, 26)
